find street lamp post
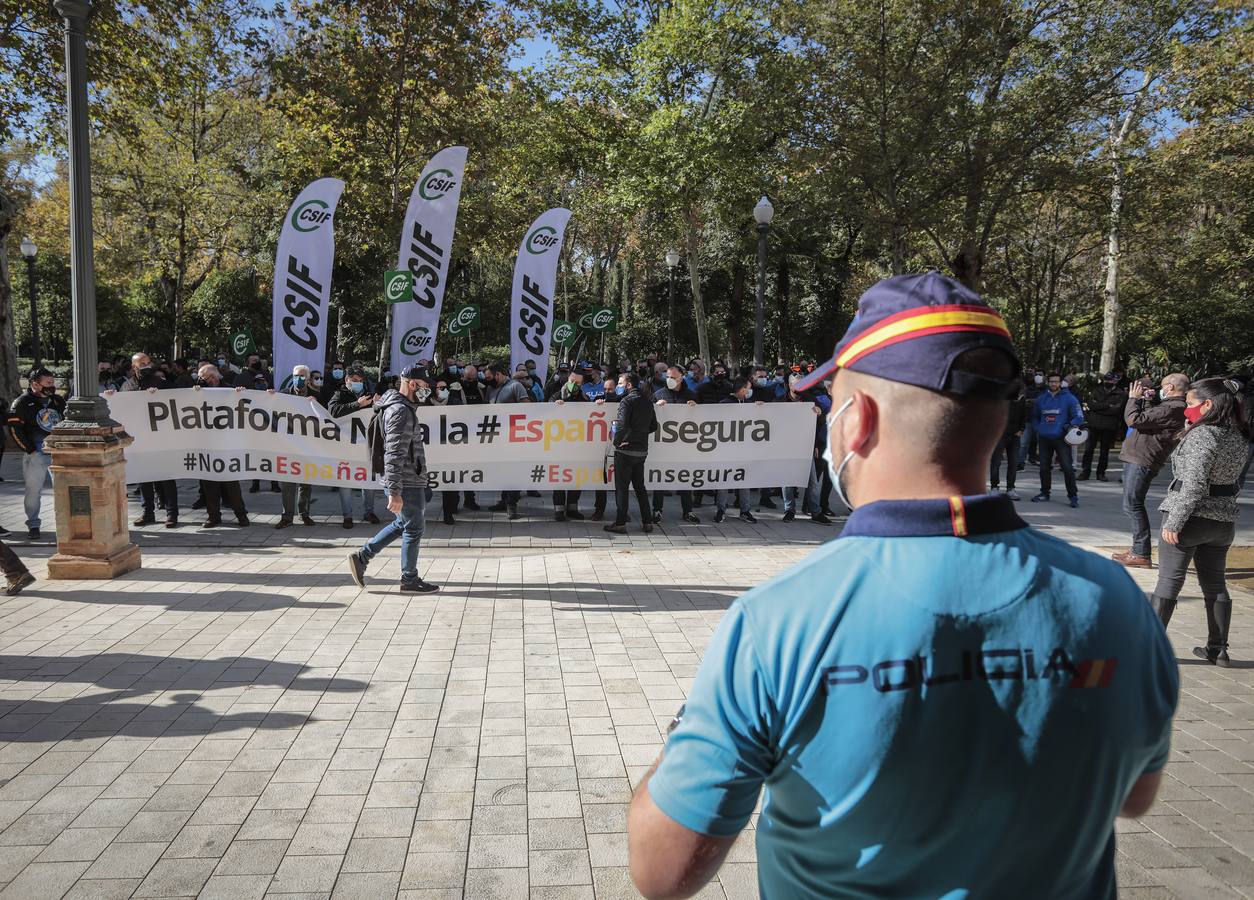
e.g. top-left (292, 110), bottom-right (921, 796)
top-left (19, 237), bottom-right (40, 367)
top-left (665, 249), bottom-right (680, 362)
top-left (752, 196), bottom-right (774, 367)
top-left (54, 0), bottom-right (107, 426)
top-left (42, 0), bottom-right (141, 581)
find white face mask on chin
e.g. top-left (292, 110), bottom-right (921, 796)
top-left (821, 397), bottom-right (856, 510)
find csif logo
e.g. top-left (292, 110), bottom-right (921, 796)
top-left (291, 198), bottom-right (333, 233)
top-left (385, 271), bottom-right (411, 303)
top-left (401, 326), bottom-right (432, 356)
top-left (552, 322), bottom-right (574, 345)
top-left (419, 168), bottom-right (457, 201)
top-left (448, 305), bottom-right (478, 336)
top-left (525, 226), bottom-right (560, 255)
top-left (592, 308), bottom-right (614, 330)
top-left (231, 333), bottom-right (251, 356)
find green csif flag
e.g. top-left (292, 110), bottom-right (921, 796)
top-left (384, 270), bottom-right (413, 304)
top-left (447, 304), bottom-right (481, 336)
top-left (552, 320), bottom-right (577, 348)
top-left (582, 305), bottom-right (617, 333)
top-left (229, 328), bottom-right (257, 361)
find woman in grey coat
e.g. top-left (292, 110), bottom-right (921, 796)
top-left (1149, 378), bottom-right (1251, 666)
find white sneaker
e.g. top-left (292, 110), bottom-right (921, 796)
top-left (1005, 490), bottom-right (1020, 501)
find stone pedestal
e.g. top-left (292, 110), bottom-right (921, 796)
top-left (44, 423), bottom-right (141, 579)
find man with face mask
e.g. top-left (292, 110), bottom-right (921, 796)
top-left (486, 363), bottom-right (529, 519)
top-left (1029, 372), bottom-right (1084, 508)
top-left (191, 364), bottom-right (250, 527)
top-left (6, 368), bottom-right (67, 539)
top-left (233, 353), bottom-right (273, 390)
top-left (697, 364), bottom-right (732, 404)
top-left (604, 373), bottom-right (657, 535)
top-left (712, 377), bottom-right (760, 523)
top-left (684, 359), bottom-right (709, 393)
top-left (650, 366), bottom-right (700, 524)
top-left (320, 359), bottom-right (347, 406)
top-left (650, 361), bottom-right (670, 396)
top-left (112, 355), bottom-right (181, 527)
top-left (275, 365), bottom-right (317, 528)
top-left (552, 367), bottom-right (608, 521)
top-left (346, 365), bottom-right (438, 593)
top-left (627, 272), bottom-right (1178, 900)
top-left (1017, 370), bottom-right (1045, 467)
top-left (328, 366), bottom-right (383, 529)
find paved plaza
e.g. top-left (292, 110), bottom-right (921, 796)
top-left (0, 456), bottom-right (1251, 899)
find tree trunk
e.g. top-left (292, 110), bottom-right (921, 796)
top-left (684, 213), bottom-right (710, 364)
top-left (777, 256), bottom-right (790, 364)
top-left (1099, 169), bottom-right (1124, 374)
top-left (0, 189), bottom-right (21, 400)
top-left (728, 261), bottom-right (745, 368)
top-left (1100, 73), bottom-right (1152, 374)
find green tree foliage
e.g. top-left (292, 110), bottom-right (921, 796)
top-left (1, 0), bottom-right (1248, 380)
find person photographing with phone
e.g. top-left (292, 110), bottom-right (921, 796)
top-left (1112, 374), bottom-right (1190, 569)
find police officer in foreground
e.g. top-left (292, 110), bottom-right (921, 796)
top-left (627, 272), bottom-right (1178, 900)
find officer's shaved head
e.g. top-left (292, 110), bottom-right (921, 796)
top-left (836, 348), bottom-right (1014, 468)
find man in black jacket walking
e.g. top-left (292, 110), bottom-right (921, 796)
top-left (604, 373), bottom-right (657, 535)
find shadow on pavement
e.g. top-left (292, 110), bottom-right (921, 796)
top-left (18, 588), bottom-right (344, 612)
top-left (0, 653), bottom-right (366, 741)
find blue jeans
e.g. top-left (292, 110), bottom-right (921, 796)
top-left (360, 486), bottom-right (426, 583)
top-left (783, 461), bottom-right (821, 514)
top-left (339, 488), bottom-right (377, 517)
top-left (23, 451), bottom-right (52, 529)
top-left (1122, 462), bottom-right (1160, 558)
top-left (716, 488), bottom-right (751, 515)
top-left (1017, 419), bottom-right (1037, 465)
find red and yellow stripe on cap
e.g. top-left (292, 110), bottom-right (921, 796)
top-left (836, 304), bottom-right (1010, 369)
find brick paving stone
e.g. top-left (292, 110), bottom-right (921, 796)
top-left (0, 474), bottom-right (1250, 897)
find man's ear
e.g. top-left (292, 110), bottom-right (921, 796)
top-left (844, 390), bottom-right (879, 456)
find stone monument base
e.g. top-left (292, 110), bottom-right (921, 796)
top-left (44, 421), bottom-right (142, 580)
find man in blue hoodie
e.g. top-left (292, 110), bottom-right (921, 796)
top-left (1031, 372), bottom-right (1084, 507)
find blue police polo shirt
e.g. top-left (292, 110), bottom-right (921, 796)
top-left (649, 494), bottom-right (1178, 899)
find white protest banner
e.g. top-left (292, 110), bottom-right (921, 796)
top-left (509, 208), bottom-right (571, 384)
top-left (106, 390), bottom-right (815, 491)
top-left (390, 147), bottom-right (468, 372)
top-left (271, 178), bottom-right (345, 383)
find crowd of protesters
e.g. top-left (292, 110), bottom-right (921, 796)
top-left (6, 349), bottom-right (1252, 548)
top-left (85, 349), bottom-right (847, 532)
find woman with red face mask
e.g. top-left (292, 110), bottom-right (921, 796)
top-left (1147, 378), bottom-right (1252, 665)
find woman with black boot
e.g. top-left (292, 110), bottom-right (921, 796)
top-left (1149, 378), bottom-right (1250, 666)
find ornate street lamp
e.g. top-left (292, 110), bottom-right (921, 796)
top-left (19, 237), bottom-right (40, 367)
top-left (752, 196), bottom-right (774, 366)
top-left (665, 249), bottom-right (680, 361)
